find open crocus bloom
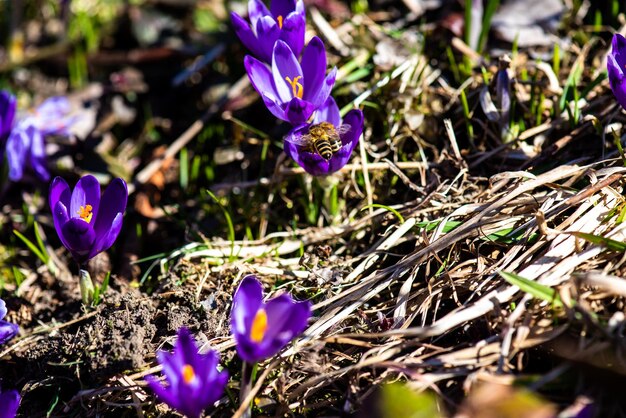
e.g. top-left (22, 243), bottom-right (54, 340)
top-left (231, 0), bottom-right (305, 64)
top-left (608, 33), bottom-right (626, 111)
top-left (284, 96), bottom-right (364, 176)
top-left (4, 95), bottom-right (77, 182)
top-left (230, 275), bottom-right (311, 363)
top-left (0, 299), bottom-right (18, 346)
top-left (146, 328), bottom-right (228, 418)
top-left (49, 175), bottom-right (128, 266)
top-left (0, 386), bottom-right (20, 418)
top-left (245, 37), bottom-right (337, 125)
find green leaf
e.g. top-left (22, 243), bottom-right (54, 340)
top-left (13, 229), bottom-right (48, 265)
top-left (377, 383), bottom-right (442, 418)
top-left (498, 271), bottom-right (563, 308)
top-left (569, 231), bottom-right (626, 251)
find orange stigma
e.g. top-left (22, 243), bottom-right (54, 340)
top-left (182, 364), bottom-right (195, 384)
top-left (285, 76), bottom-right (304, 99)
top-left (77, 205), bottom-right (93, 223)
top-left (277, 15), bottom-right (283, 29)
top-left (250, 308), bottom-right (268, 343)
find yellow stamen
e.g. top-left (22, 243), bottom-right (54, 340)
top-left (250, 308), bottom-right (268, 343)
top-left (77, 205), bottom-right (93, 223)
top-left (277, 15), bottom-right (283, 29)
top-left (284, 76), bottom-right (304, 99)
top-left (182, 364), bottom-right (195, 384)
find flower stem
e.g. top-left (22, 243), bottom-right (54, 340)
top-left (239, 361), bottom-right (255, 418)
top-left (79, 267), bottom-right (95, 305)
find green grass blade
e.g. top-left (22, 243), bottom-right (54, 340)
top-left (498, 271), bottom-right (563, 308)
top-left (569, 231), bottom-right (626, 251)
top-left (13, 229), bottom-right (48, 265)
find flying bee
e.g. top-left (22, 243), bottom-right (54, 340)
top-left (287, 122), bottom-right (351, 160)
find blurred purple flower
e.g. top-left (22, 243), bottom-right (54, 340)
top-left (608, 33), bottom-right (626, 111)
top-left (231, 275), bottom-right (311, 363)
top-left (3, 95), bottom-right (76, 182)
top-left (231, 0), bottom-right (305, 64)
top-left (0, 91), bottom-right (16, 141)
top-left (0, 299), bottom-right (18, 345)
top-left (49, 175), bottom-right (128, 266)
top-left (245, 37), bottom-right (337, 125)
top-left (146, 328), bottom-right (228, 418)
top-left (0, 386), bottom-right (20, 418)
top-left (284, 96), bottom-right (364, 176)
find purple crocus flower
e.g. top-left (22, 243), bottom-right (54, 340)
top-left (231, 0), bottom-right (305, 64)
top-left (284, 96), bottom-right (364, 176)
top-left (0, 91), bottom-right (16, 142)
top-left (230, 275), bottom-right (311, 363)
top-left (608, 33), bottom-right (626, 111)
top-left (245, 37), bottom-right (337, 125)
top-left (146, 328), bottom-right (228, 418)
top-left (3, 95), bottom-right (76, 182)
top-left (0, 299), bottom-right (19, 345)
top-left (0, 386), bottom-right (20, 418)
top-left (49, 175), bottom-right (128, 266)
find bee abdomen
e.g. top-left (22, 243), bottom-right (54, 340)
top-left (314, 139), bottom-right (333, 160)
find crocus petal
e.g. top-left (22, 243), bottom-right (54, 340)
top-left (5, 127), bottom-right (30, 181)
top-left (244, 55), bottom-right (279, 103)
top-left (284, 139), bottom-right (331, 176)
top-left (270, 0), bottom-right (297, 21)
top-left (69, 175), bottom-right (101, 223)
top-left (49, 177), bottom-right (71, 210)
top-left (608, 53), bottom-right (626, 110)
top-left (231, 276), bottom-right (264, 336)
top-left (0, 91), bottom-right (16, 139)
top-left (309, 66), bottom-right (337, 109)
top-left (0, 299), bottom-right (6, 320)
top-left (60, 218), bottom-right (96, 258)
top-left (146, 375), bottom-right (181, 412)
top-left (28, 127), bottom-right (49, 181)
top-left (261, 92), bottom-right (289, 121)
top-left (89, 213), bottom-right (123, 259)
top-left (264, 294), bottom-right (310, 342)
top-left (285, 98), bottom-right (314, 124)
top-left (313, 96), bottom-right (341, 127)
top-left (272, 40), bottom-right (303, 103)
top-left (301, 37), bottom-right (327, 100)
top-left (92, 178), bottom-right (127, 245)
top-left (255, 16), bottom-right (281, 65)
top-left (612, 33), bottom-right (626, 69)
top-left (231, 12), bottom-right (271, 63)
top-left (0, 320), bottom-right (19, 345)
top-left (248, 0), bottom-right (271, 29)
top-left (278, 13), bottom-right (305, 57)
top-left (0, 388), bottom-right (20, 418)
top-left (52, 201), bottom-right (71, 250)
top-left (339, 108), bottom-right (364, 153)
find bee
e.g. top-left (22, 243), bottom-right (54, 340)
top-left (287, 122), bottom-right (351, 160)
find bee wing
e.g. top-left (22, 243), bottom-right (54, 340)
top-left (284, 132), bottom-right (313, 147)
top-left (335, 123), bottom-right (352, 135)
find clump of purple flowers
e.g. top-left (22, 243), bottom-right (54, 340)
top-left (0, 91), bottom-right (77, 182)
top-left (232, 0), bottom-right (364, 176)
